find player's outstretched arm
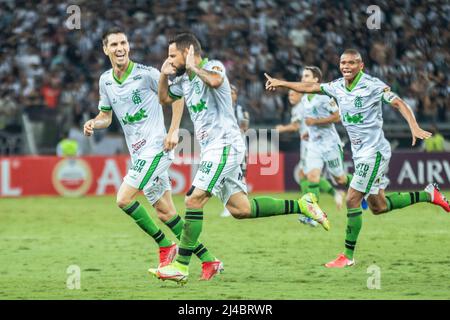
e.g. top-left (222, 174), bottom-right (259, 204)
top-left (83, 111), bottom-right (112, 136)
top-left (158, 59), bottom-right (177, 106)
top-left (186, 45), bottom-right (223, 88)
top-left (390, 97), bottom-right (432, 146)
top-left (164, 98), bottom-right (185, 151)
top-left (264, 73), bottom-right (322, 93)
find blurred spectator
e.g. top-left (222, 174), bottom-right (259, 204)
top-left (421, 125), bottom-right (450, 152)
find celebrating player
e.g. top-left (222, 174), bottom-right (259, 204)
top-left (265, 49), bottom-right (450, 268)
top-left (151, 32), bottom-right (329, 284)
top-left (83, 28), bottom-right (220, 280)
top-left (276, 85), bottom-right (345, 211)
top-left (294, 66), bottom-right (349, 207)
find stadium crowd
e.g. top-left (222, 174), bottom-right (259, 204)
top-left (0, 0), bottom-right (448, 153)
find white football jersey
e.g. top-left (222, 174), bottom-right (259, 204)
top-left (291, 101), bottom-right (308, 137)
top-left (301, 93), bottom-right (342, 148)
top-left (168, 58), bottom-right (244, 153)
top-left (320, 71), bottom-right (395, 160)
top-left (98, 61), bottom-right (166, 161)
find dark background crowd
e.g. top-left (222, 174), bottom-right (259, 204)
top-left (0, 0), bottom-right (448, 155)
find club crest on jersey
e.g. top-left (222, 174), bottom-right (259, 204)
top-left (132, 89), bottom-right (142, 105)
top-left (193, 81), bottom-right (201, 94)
top-left (122, 108), bottom-right (147, 125)
top-left (189, 99), bottom-right (207, 113)
top-left (354, 96), bottom-right (363, 108)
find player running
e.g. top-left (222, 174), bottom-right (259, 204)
top-left (151, 32), bottom-right (329, 284)
top-left (295, 66), bottom-right (349, 207)
top-left (276, 85), bottom-right (345, 211)
top-left (83, 28), bottom-right (220, 280)
top-left (265, 49), bottom-right (450, 268)
top-left (221, 84), bottom-right (250, 217)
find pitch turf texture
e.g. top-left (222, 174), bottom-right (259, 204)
top-left (1, 192), bottom-right (449, 300)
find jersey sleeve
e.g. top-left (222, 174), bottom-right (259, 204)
top-left (326, 98), bottom-right (339, 113)
top-left (98, 78), bottom-right (112, 112)
top-left (144, 67), bottom-right (161, 93)
top-left (204, 60), bottom-right (226, 78)
top-left (168, 77), bottom-right (183, 101)
top-left (372, 77), bottom-right (395, 104)
top-left (320, 81), bottom-right (338, 99)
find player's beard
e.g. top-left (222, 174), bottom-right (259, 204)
top-left (175, 65), bottom-right (186, 77)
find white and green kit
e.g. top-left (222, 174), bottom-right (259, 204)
top-left (320, 71), bottom-right (397, 194)
top-left (98, 61), bottom-right (173, 203)
top-left (168, 58), bottom-right (246, 203)
top-left (301, 93), bottom-right (345, 178)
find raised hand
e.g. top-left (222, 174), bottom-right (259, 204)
top-left (185, 45), bottom-right (196, 71)
top-left (264, 73), bottom-right (283, 91)
top-left (410, 125), bottom-right (432, 146)
top-left (161, 58), bottom-right (176, 76)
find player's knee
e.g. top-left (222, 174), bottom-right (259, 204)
top-left (335, 175), bottom-right (347, 185)
top-left (369, 204), bottom-right (387, 215)
top-left (184, 195), bottom-right (203, 210)
top-left (116, 196), bottom-right (132, 209)
top-left (346, 193), bottom-right (360, 209)
top-left (229, 207), bottom-right (251, 219)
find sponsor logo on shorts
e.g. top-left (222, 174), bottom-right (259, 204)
top-left (132, 139), bottom-right (146, 154)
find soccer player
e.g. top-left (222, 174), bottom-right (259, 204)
top-left (151, 32), bottom-right (329, 283)
top-left (83, 28), bottom-right (220, 280)
top-left (276, 86), bottom-right (345, 211)
top-left (265, 49), bottom-right (450, 268)
top-left (295, 66), bottom-right (350, 207)
top-left (220, 84), bottom-right (249, 217)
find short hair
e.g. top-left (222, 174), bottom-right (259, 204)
top-left (102, 27), bottom-right (127, 46)
top-left (342, 49), bottom-right (363, 61)
top-left (168, 32), bottom-right (202, 55)
top-left (304, 66), bottom-right (322, 82)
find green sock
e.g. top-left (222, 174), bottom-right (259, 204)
top-left (344, 207), bottom-right (363, 260)
top-left (176, 209), bottom-right (204, 266)
top-left (300, 178), bottom-right (309, 195)
top-left (165, 214), bottom-right (215, 262)
top-left (385, 191), bottom-right (430, 212)
top-left (319, 178), bottom-right (336, 196)
top-left (307, 182), bottom-right (320, 201)
top-left (122, 201), bottom-right (172, 247)
top-left (250, 197), bottom-right (301, 218)
top-left (345, 174), bottom-right (353, 188)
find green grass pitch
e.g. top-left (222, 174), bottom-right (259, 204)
top-left (1, 192), bottom-right (449, 299)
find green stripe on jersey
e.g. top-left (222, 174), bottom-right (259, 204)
top-left (99, 105), bottom-right (112, 111)
top-left (207, 145), bottom-right (230, 193)
top-left (138, 152), bottom-right (164, 190)
top-left (168, 87), bottom-right (182, 100)
top-left (365, 152), bottom-right (382, 193)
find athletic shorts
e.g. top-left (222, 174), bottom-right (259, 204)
top-left (350, 152), bottom-right (390, 195)
top-left (124, 151), bottom-right (173, 205)
top-left (304, 143), bottom-right (345, 177)
top-left (193, 144), bottom-right (247, 204)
